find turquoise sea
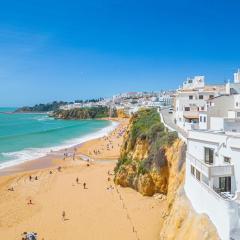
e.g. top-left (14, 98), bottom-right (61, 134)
top-left (0, 107), bottom-right (114, 169)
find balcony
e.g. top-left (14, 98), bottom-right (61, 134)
top-left (184, 122), bottom-right (199, 131)
top-left (187, 152), bottom-right (234, 178)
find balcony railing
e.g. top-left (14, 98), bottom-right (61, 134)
top-left (184, 122), bottom-right (199, 131)
top-left (187, 152), bottom-right (234, 178)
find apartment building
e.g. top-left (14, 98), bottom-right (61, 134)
top-left (174, 76), bottom-right (225, 131)
top-left (185, 129), bottom-right (240, 239)
top-left (199, 94), bottom-right (240, 131)
top-left (183, 70), bottom-right (240, 239)
top-left (199, 70), bottom-right (240, 131)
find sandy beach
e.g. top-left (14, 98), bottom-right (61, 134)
top-left (0, 118), bottom-right (165, 240)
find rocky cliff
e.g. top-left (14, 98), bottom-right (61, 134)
top-left (114, 108), bottom-right (219, 240)
top-left (51, 106), bottom-right (117, 119)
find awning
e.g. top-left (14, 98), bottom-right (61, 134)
top-left (183, 113), bottom-right (199, 119)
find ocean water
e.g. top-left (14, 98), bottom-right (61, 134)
top-left (0, 107), bottom-right (116, 169)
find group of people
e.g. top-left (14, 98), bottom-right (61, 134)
top-left (61, 178), bottom-right (88, 223)
top-left (87, 124), bottom-right (126, 158)
top-left (29, 175), bottom-right (38, 181)
top-left (63, 147), bottom-right (78, 161)
top-left (75, 177), bottom-right (87, 189)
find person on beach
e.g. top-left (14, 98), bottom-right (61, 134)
top-left (76, 177), bottom-right (79, 184)
top-left (35, 176), bottom-right (38, 180)
top-left (28, 199), bottom-right (33, 205)
top-left (83, 182), bottom-right (87, 189)
top-left (62, 211), bottom-right (66, 221)
top-left (29, 175), bottom-right (32, 181)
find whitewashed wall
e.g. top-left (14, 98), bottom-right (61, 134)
top-left (185, 158), bottom-right (240, 240)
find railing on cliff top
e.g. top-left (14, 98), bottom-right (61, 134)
top-left (158, 108), bottom-right (187, 143)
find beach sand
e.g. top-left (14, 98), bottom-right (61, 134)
top-left (0, 118), bottom-right (165, 240)
top-left (77, 118), bottom-right (128, 160)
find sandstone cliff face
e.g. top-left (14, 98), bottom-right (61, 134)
top-left (115, 110), bottom-right (219, 240)
top-left (116, 109), bottom-right (129, 118)
top-left (160, 188), bottom-right (219, 240)
top-left (115, 112), bottom-right (182, 197)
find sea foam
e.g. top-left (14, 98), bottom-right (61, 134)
top-left (0, 121), bottom-right (119, 170)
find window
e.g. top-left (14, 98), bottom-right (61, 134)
top-left (202, 174), bottom-right (209, 185)
top-left (188, 80), bottom-right (193, 83)
top-left (189, 95), bottom-right (193, 100)
top-left (201, 106), bottom-right (204, 110)
top-left (204, 147), bottom-right (214, 165)
top-left (200, 116), bottom-right (202, 122)
top-left (191, 165), bottom-right (195, 176)
top-left (209, 95), bottom-right (214, 99)
top-left (199, 95), bottom-right (203, 99)
top-left (224, 157), bottom-right (231, 164)
top-left (237, 112), bottom-right (240, 118)
top-left (219, 177), bottom-right (231, 192)
top-left (204, 116), bottom-right (206, 122)
top-left (185, 107), bottom-right (190, 111)
top-left (236, 102), bottom-right (239, 107)
top-left (196, 169), bottom-right (201, 181)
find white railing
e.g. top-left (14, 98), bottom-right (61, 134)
top-left (184, 122), bottom-right (199, 131)
top-left (159, 111), bottom-right (187, 143)
top-left (187, 152), bottom-right (210, 177)
top-left (187, 152), bottom-right (234, 178)
top-left (210, 165), bottom-right (234, 176)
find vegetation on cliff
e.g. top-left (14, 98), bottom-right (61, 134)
top-left (16, 101), bottom-right (68, 112)
top-left (115, 108), bottom-right (181, 196)
top-left (51, 106), bottom-right (117, 119)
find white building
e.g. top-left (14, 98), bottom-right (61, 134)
top-left (199, 94), bottom-right (240, 131)
top-left (182, 75), bottom-right (205, 90)
top-left (174, 76), bottom-right (225, 131)
top-left (60, 103), bottom-right (82, 110)
top-left (226, 69), bottom-right (240, 95)
top-left (234, 69), bottom-right (240, 83)
top-left (158, 94), bottom-right (173, 107)
top-left (185, 129), bottom-right (240, 240)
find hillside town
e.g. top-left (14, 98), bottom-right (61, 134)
top-left (61, 68), bottom-right (240, 239)
top-left (59, 91), bottom-right (174, 115)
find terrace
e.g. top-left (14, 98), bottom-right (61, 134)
top-left (187, 152), bottom-right (234, 200)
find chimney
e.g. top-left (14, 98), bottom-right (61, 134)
top-left (234, 69), bottom-right (240, 83)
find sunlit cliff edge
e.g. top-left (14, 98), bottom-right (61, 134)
top-left (114, 109), bottom-right (220, 240)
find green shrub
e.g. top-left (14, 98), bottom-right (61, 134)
top-left (137, 161), bottom-right (148, 175)
top-left (114, 156), bottom-right (132, 173)
top-left (115, 108), bottom-right (178, 174)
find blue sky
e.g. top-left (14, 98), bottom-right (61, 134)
top-left (0, 0), bottom-right (240, 106)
